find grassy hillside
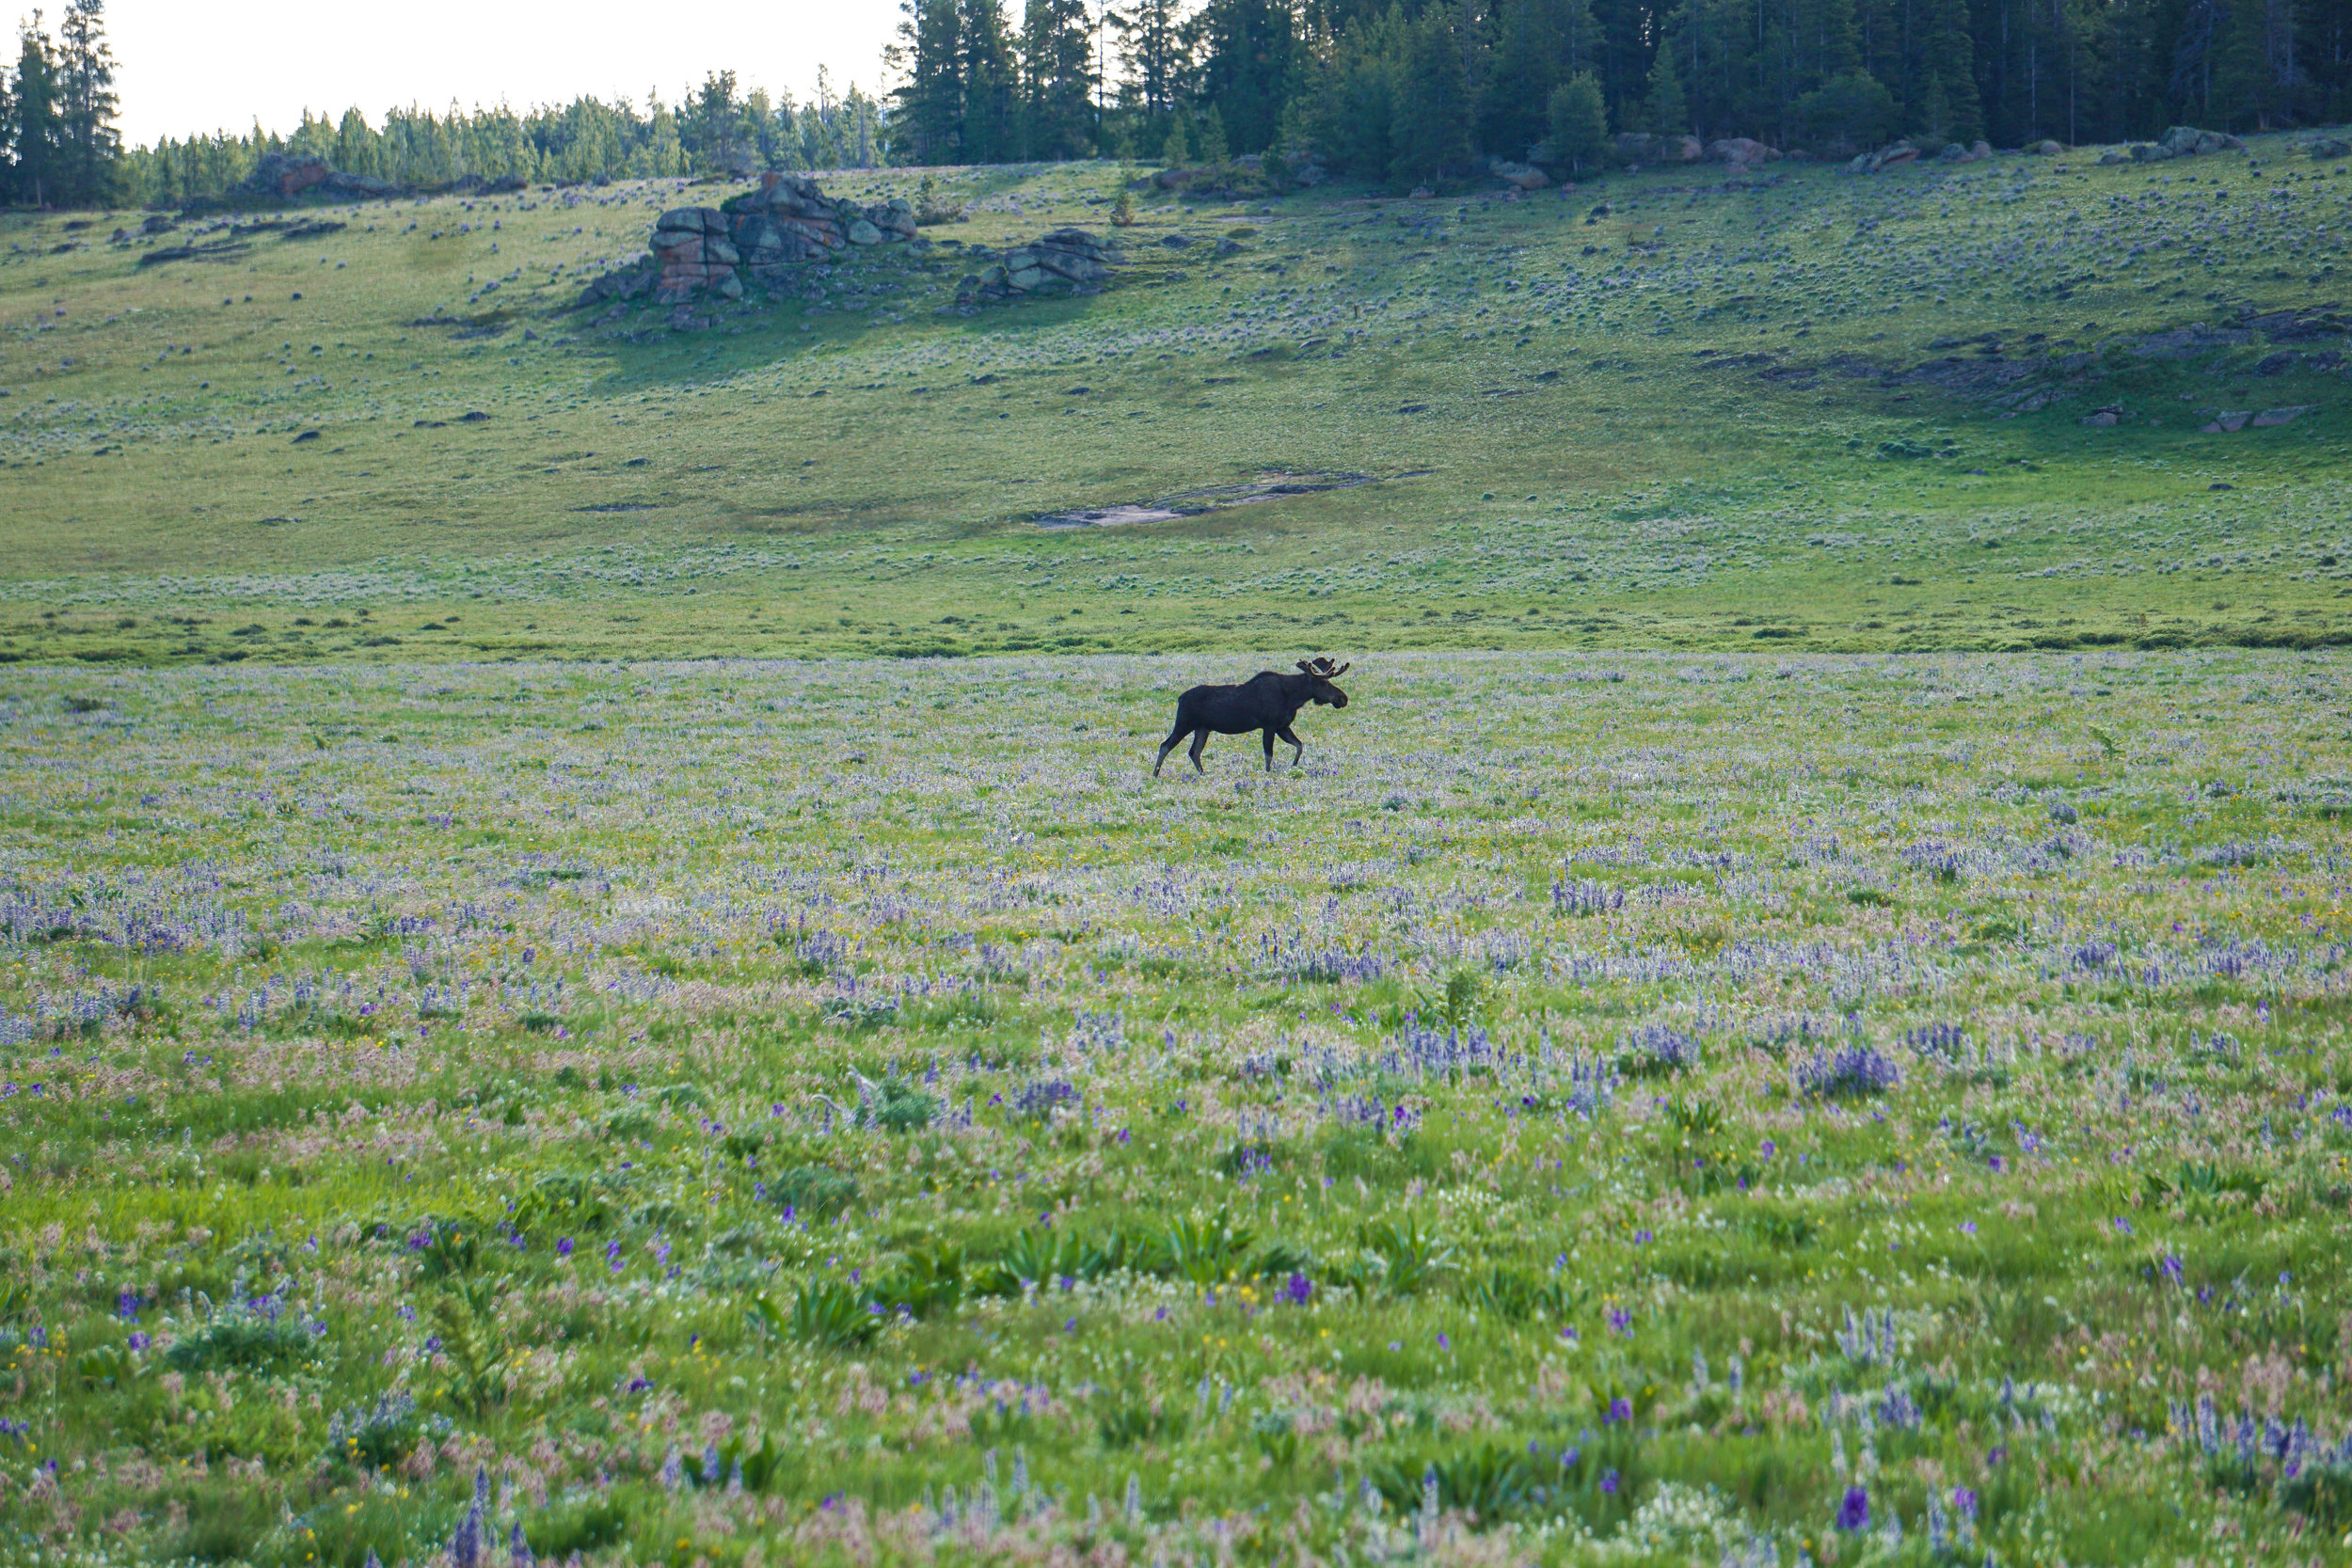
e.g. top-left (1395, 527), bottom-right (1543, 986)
top-left (5, 139), bottom-right (2350, 665)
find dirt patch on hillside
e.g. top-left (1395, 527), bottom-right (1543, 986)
top-left (1036, 469), bottom-right (1406, 529)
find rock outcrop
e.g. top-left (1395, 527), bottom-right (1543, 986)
top-left (2098, 125), bottom-right (2244, 164)
top-left (578, 172), bottom-right (922, 310)
top-left (957, 229), bottom-right (1120, 306)
top-left (243, 153), bottom-right (399, 201)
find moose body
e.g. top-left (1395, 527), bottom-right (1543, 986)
top-left (1154, 658), bottom-right (1350, 775)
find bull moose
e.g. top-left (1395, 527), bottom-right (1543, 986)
top-left (1153, 657), bottom-right (1351, 776)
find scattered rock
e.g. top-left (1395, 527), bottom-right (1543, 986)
top-left (957, 229), bottom-right (1119, 306)
top-left (1492, 160), bottom-right (1550, 189)
top-left (2310, 135), bottom-right (2352, 160)
top-left (2106, 125), bottom-right (2245, 165)
top-left (2201, 410), bottom-right (2252, 432)
top-left (2080, 405), bottom-right (2123, 427)
top-left (2249, 404), bottom-right (2313, 426)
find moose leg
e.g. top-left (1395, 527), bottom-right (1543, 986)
top-left (1152, 722), bottom-right (1192, 777)
top-left (1187, 727), bottom-right (1212, 773)
top-left (1277, 724), bottom-right (1305, 768)
top-left (1262, 728), bottom-right (1280, 772)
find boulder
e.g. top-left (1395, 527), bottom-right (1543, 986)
top-left (2309, 135), bottom-right (2352, 160)
top-left (2250, 404), bottom-right (2312, 426)
top-left (957, 227), bottom-right (1120, 305)
top-left (2201, 411), bottom-right (2251, 432)
top-left (2159, 124), bottom-right (2244, 156)
top-left (1707, 137), bottom-right (1776, 167)
top-left (1492, 160), bottom-right (1549, 189)
top-left (1848, 141), bottom-right (1921, 174)
top-left (2033, 139), bottom-right (2063, 155)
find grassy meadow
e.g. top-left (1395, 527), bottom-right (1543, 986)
top-left (2, 139), bottom-right (2349, 662)
top-left (3, 131), bottom-right (2352, 1568)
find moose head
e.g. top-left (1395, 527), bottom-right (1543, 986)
top-left (1296, 657), bottom-right (1351, 707)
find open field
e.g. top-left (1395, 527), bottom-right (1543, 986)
top-left (3, 650), bottom-right (2350, 1563)
top-left (4, 138), bottom-right (2352, 664)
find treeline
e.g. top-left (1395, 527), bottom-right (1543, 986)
top-left (16, 0), bottom-right (2352, 211)
top-left (1, 0), bottom-right (123, 207)
top-left (129, 74), bottom-right (887, 208)
top-left (894, 0), bottom-right (2352, 183)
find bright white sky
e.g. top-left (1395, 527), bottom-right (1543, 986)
top-left (106, 0), bottom-right (903, 147)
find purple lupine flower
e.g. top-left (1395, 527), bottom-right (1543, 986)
top-left (556, 1237), bottom-right (573, 1258)
top-left (1835, 1485), bottom-right (1870, 1531)
top-left (1607, 1307), bottom-right (1631, 1336)
top-left (1599, 1468), bottom-right (1620, 1494)
top-left (1283, 1273), bottom-right (1313, 1306)
top-left (1604, 1397), bottom-right (1631, 1424)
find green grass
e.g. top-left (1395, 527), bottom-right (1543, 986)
top-left (3, 142), bottom-right (2349, 664)
top-left (4, 135), bottom-right (2352, 1565)
top-left (1, 650), bottom-right (2349, 1564)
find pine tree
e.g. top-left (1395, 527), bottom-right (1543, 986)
top-left (890, 0), bottom-right (965, 164)
top-left (1160, 112), bottom-right (1191, 163)
top-left (1194, 0), bottom-right (1299, 153)
top-left (1637, 43), bottom-right (1690, 133)
top-left (1928, 0), bottom-right (1981, 140)
top-left (1545, 70), bottom-right (1611, 166)
top-left (1299, 4), bottom-right (1402, 179)
top-left (1197, 102), bottom-right (1231, 159)
top-left (1116, 0), bottom-right (1192, 116)
top-left (9, 19), bottom-right (61, 206)
top-left (2212, 0), bottom-right (2303, 128)
top-left (1021, 0), bottom-right (1097, 158)
top-left (1390, 2), bottom-right (1473, 183)
top-left (1484, 0), bottom-right (1569, 161)
top-left (54, 0), bottom-right (118, 204)
top-left (961, 0), bottom-right (1018, 162)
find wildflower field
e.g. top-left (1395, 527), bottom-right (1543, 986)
top-left (4, 647), bottom-right (2350, 1566)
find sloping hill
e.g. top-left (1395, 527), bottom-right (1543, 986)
top-left (4, 139), bottom-right (2349, 664)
